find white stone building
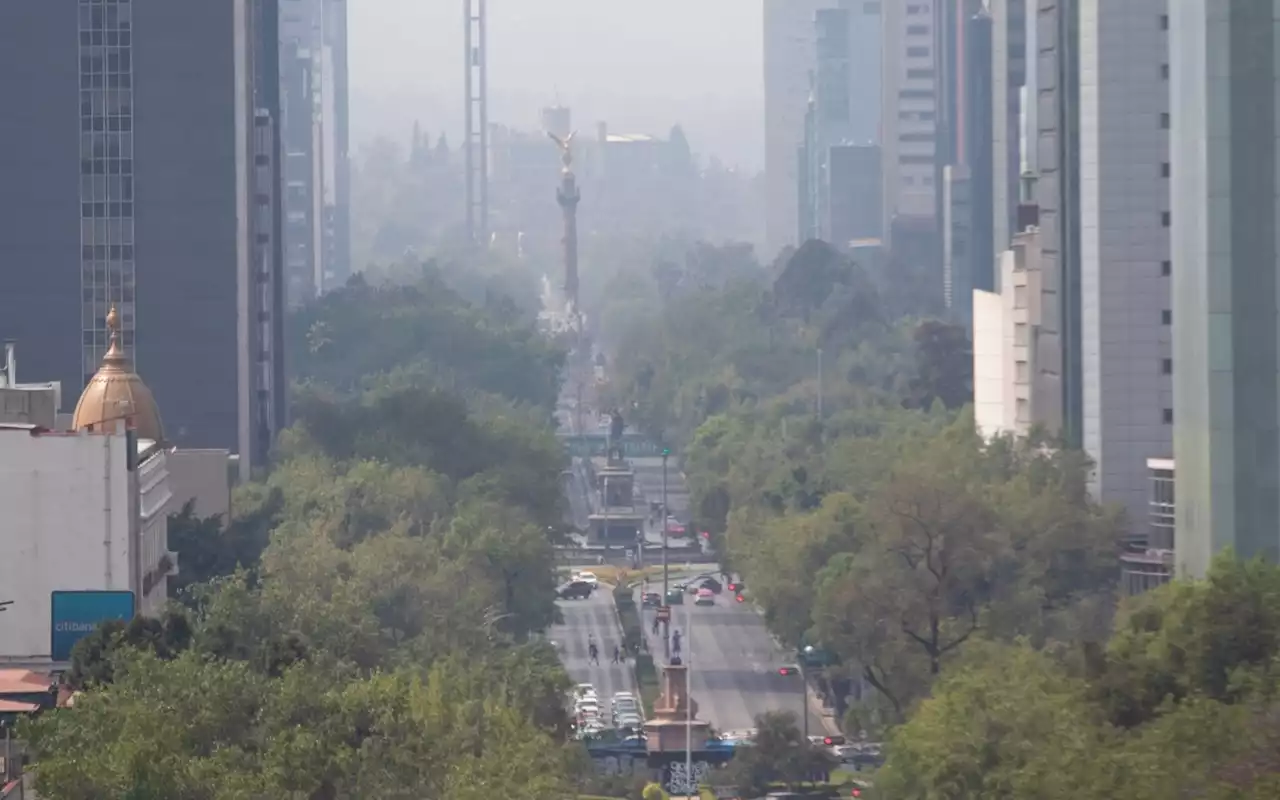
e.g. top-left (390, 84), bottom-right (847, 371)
top-left (0, 309), bottom-right (176, 666)
top-left (973, 227), bottom-right (1060, 438)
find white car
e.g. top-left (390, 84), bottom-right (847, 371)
top-left (573, 684), bottom-right (596, 699)
top-left (615, 714), bottom-right (644, 730)
top-left (573, 571), bottom-right (599, 587)
top-left (612, 702), bottom-right (639, 720)
top-left (612, 691), bottom-right (637, 702)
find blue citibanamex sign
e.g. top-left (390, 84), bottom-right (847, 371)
top-left (50, 590), bottom-right (135, 661)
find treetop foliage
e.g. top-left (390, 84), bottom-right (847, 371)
top-left (880, 556), bottom-right (1280, 798)
top-left (30, 260), bottom-right (580, 799)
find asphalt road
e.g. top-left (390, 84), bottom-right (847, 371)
top-left (550, 590), bottom-right (637, 712)
top-left (636, 584), bottom-right (827, 736)
top-left (630, 455), bottom-right (691, 524)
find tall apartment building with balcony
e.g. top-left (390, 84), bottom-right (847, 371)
top-left (0, 0), bottom-right (286, 477)
top-left (280, 0), bottom-right (351, 305)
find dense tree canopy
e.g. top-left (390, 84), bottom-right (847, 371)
top-left (880, 556), bottom-right (1280, 799)
top-left (29, 263), bottom-right (580, 799)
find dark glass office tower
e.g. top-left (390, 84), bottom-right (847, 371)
top-left (965, 11), bottom-right (995, 295)
top-left (0, 0), bottom-right (286, 477)
top-left (279, 0), bottom-right (351, 306)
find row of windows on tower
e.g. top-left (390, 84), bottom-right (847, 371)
top-left (83, 289), bottom-right (136, 307)
top-left (81, 116), bottom-right (133, 133)
top-left (82, 244), bottom-right (135, 260)
top-left (83, 329), bottom-right (134, 347)
top-left (80, 52), bottom-right (132, 73)
top-left (79, 30), bottom-right (131, 47)
top-left (80, 73), bottom-right (132, 89)
top-left (81, 159), bottom-right (133, 175)
top-left (81, 202), bottom-right (134, 219)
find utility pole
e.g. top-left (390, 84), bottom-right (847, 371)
top-left (463, 0), bottom-right (489, 246)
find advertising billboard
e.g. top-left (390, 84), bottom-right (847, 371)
top-left (50, 590), bottom-right (135, 661)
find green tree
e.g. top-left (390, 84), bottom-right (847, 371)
top-left (878, 643), bottom-right (1117, 800)
top-left (726, 710), bottom-right (833, 797)
top-left (66, 610), bottom-right (193, 689)
top-left (1087, 552), bottom-right (1280, 729)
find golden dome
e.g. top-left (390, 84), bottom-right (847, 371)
top-left (72, 307), bottom-right (165, 442)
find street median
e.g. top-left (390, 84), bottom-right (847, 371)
top-left (613, 582), bottom-right (659, 716)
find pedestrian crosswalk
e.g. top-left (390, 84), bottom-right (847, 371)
top-left (551, 592), bottom-right (636, 712)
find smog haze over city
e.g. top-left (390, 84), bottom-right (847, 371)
top-left (7, 2), bottom-right (1280, 797)
top-left (349, 0), bottom-right (764, 169)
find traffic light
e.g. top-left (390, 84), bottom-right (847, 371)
top-left (735, 594), bottom-right (745, 603)
top-left (850, 789), bottom-right (862, 798)
top-left (778, 666), bottom-right (798, 676)
top-left (662, 448), bottom-right (671, 457)
top-left (728, 582), bottom-right (740, 591)
top-left (823, 737), bottom-right (834, 746)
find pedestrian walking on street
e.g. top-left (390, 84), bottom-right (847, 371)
top-left (612, 645), bottom-right (621, 664)
top-left (652, 616), bottom-right (660, 636)
top-left (588, 642), bottom-right (600, 665)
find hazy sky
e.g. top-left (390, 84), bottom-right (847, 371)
top-left (348, 0), bottom-right (765, 169)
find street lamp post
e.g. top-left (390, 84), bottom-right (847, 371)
top-left (685, 604), bottom-right (694, 790)
top-left (661, 447), bottom-right (670, 660)
top-left (603, 476), bottom-right (610, 559)
top-left (801, 645), bottom-right (815, 741)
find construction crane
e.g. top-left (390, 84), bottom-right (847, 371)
top-left (464, 0), bottom-right (489, 246)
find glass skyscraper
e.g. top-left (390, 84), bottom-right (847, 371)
top-left (1171, 0), bottom-right (1280, 576)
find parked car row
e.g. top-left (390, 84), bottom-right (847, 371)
top-left (568, 683), bottom-right (647, 742)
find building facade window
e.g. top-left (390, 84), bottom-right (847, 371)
top-left (1161, 211), bottom-right (1172, 226)
top-left (1162, 309), bottom-right (1173, 325)
top-left (1162, 161), bottom-right (1171, 177)
top-left (1162, 259), bottom-right (1172, 276)
top-left (1162, 358), bottom-right (1173, 375)
top-left (78, 0), bottom-right (136, 375)
top-left (1162, 408), bottom-right (1174, 424)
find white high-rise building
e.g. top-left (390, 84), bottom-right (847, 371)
top-left (1078, 0), bottom-right (1172, 532)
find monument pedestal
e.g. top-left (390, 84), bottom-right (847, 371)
top-left (644, 661), bottom-right (711, 753)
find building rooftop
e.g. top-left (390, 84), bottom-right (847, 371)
top-left (606, 133), bottom-right (657, 144)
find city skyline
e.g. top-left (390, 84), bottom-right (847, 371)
top-left (347, 0), bottom-right (766, 169)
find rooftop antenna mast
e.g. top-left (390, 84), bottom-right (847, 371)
top-left (464, 0), bottom-right (490, 246)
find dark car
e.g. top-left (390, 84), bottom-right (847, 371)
top-left (642, 592), bottom-right (662, 607)
top-left (699, 577), bottom-right (723, 594)
top-left (557, 580), bottom-right (594, 600)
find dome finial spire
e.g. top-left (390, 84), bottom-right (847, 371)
top-left (102, 306), bottom-right (126, 367)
